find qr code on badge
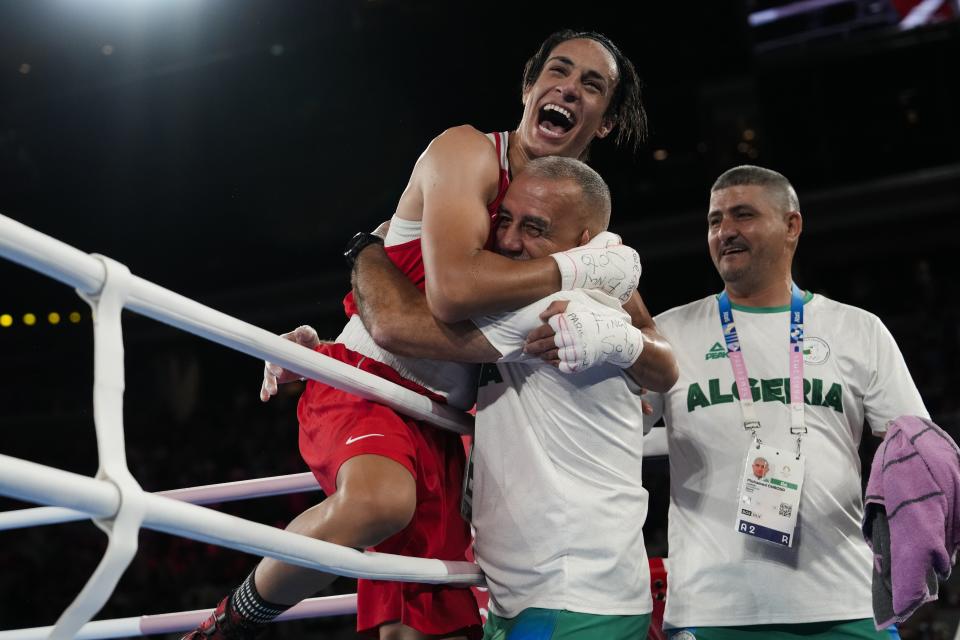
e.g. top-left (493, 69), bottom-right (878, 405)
top-left (778, 503), bottom-right (793, 517)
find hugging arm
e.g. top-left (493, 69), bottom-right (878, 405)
top-left (620, 292), bottom-right (679, 393)
top-left (416, 127), bottom-right (641, 321)
top-left (417, 128), bottom-right (562, 322)
top-left (524, 290), bottom-right (678, 393)
top-left (351, 242), bottom-right (501, 363)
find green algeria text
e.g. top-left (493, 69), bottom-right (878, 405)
top-left (687, 377), bottom-right (842, 414)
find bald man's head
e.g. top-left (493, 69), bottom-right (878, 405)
top-left (522, 156), bottom-right (611, 236)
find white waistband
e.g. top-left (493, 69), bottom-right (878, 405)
top-left (336, 315), bottom-right (478, 410)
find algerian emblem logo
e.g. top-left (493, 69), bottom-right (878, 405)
top-left (705, 342), bottom-right (727, 360)
top-left (802, 336), bottom-right (830, 365)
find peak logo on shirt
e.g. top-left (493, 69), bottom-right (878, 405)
top-left (705, 342), bottom-right (727, 360)
top-left (686, 377), bottom-right (843, 414)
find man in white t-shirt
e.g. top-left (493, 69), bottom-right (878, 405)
top-left (343, 155), bottom-right (678, 639)
top-left (576, 165), bottom-right (925, 639)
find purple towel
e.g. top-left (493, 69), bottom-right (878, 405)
top-left (862, 415), bottom-right (960, 629)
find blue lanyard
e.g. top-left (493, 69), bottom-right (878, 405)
top-left (718, 284), bottom-right (807, 452)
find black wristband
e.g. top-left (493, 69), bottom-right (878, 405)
top-left (344, 232), bottom-right (385, 269)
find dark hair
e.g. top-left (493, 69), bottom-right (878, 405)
top-left (524, 156), bottom-right (611, 231)
top-left (711, 165), bottom-right (801, 212)
top-left (522, 30), bottom-right (647, 153)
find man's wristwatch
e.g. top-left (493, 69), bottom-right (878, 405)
top-left (343, 232), bottom-right (385, 268)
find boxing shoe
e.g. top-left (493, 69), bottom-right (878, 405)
top-left (180, 596), bottom-right (263, 640)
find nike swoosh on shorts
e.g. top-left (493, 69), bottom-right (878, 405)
top-left (345, 433), bottom-right (385, 445)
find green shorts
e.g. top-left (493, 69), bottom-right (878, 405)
top-left (666, 618), bottom-right (900, 639)
top-left (483, 607), bottom-right (650, 640)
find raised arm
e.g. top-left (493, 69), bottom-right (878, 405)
top-left (418, 127), bottom-right (562, 322)
top-left (351, 242), bottom-right (501, 363)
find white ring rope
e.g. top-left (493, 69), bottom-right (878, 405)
top-left (0, 472), bottom-right (320, 531)
top-left (0, 441), bottom-right (482, 632)
top-left (0, 594), bottom-right (359, 640)
top-left (0, 426), bottom-right (665, 533)
top-left (0, 212), bottom-right (480, 638)
top-left (53, 255), bottom-right (146, 638)
top-left (0, 214), bottom-right (473, 436)
top-left (0, 212), bottom-right (669, 638)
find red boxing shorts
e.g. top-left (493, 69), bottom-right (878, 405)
top-left (297, 342), bottom-right (481, 639)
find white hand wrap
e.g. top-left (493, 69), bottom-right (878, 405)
top-left (548, 300), bottom-right (645, 374)
top-left (550, 231), bottom-right (642, 304)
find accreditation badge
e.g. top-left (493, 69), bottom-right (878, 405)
top-left (734, 441), bottom-right (804, 547)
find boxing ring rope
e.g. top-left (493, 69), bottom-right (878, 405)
top-left (0, 212), bottom-right (669, 638)
top-left (0, 595), bottom-right (359, 640)
top-left (0, 215), bottom-right (473, 436)
top-left (0, 472), bottom-right (320, 531)
top-left (0, 212), bottom-right (481, 639)
top-left (0, 428), bottom-right (667, 534)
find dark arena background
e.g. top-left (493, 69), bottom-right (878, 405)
top-left (1, 0), bottom-right (959, 638)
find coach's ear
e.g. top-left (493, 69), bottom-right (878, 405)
top-left (578, 229), bottom-right (591, 247)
